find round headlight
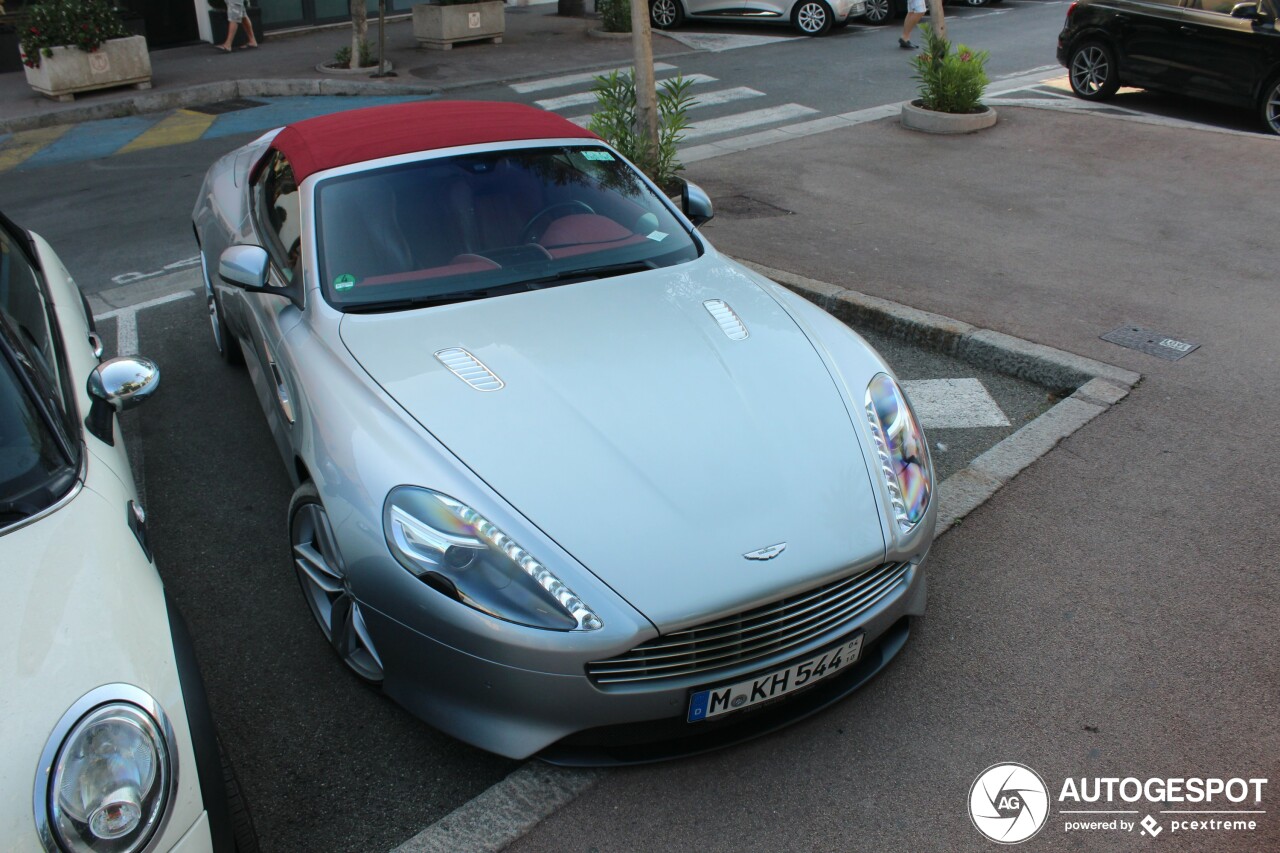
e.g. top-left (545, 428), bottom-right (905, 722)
top-left (36, 687), bottom-right (176, 853)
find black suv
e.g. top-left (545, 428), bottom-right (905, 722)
top-left (1057, 0), bottom-right (1280, 134)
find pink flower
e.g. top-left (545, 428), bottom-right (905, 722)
top-left (960, 51), bottom-right (972, 61)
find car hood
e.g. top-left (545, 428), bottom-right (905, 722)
top-left (340, 256), bottom-right (886, 630)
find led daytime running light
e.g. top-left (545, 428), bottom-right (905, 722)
top-left (864, 374), bottom-right (931, 533)
top-left (434, 495), bottom-right (603, 631)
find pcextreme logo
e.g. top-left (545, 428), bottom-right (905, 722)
top-left (969, 764), bottom-right (1269, 845)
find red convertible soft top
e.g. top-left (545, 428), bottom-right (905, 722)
top-left (268, 100), bottom-right (600, 182)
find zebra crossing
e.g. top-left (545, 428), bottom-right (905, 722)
top-left (511, 62), bottom-right (820, 148)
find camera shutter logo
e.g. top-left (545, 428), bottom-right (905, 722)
top-left (969, 763), bottom-right (1050, 844)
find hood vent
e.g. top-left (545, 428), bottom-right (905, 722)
top-left (434, 348), bottom-right (504, 391)
top-left (704, 299), bottom-right (749, 341)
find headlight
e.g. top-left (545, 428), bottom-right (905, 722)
top-left (37, 687), bottom-right (175, 853)
top-left (384, 486), bottom-right (603, 631)
top-left (865, 373), bottom-right (932, 533)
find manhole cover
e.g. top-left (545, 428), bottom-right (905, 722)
top-left (715, 194), bottom-right (793, 219)
top-left (188, 98), bottom-right (266, 116)
top-left (1101, 325), bottom-right (1199, 361)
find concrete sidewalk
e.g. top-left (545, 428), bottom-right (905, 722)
top-left (0, 6), bottom-right (690, 133)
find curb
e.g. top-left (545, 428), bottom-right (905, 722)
top-left (0, 77), bottom-right (440, 134)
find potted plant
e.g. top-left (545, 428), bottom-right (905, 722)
top-left (18, 0), bottom-right (151, 102)
top-left (900, 24), bottom-right (997, 134)
top-left (412, 0), bottom-right (504, 51)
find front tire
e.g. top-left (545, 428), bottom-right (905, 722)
top-left (289, 481), bottom-right (385, 684)
top-left (199, 248), bottom-right (243, 367)
top-left (1260, 76), bottom-right (1280, 136)
top-left (650, 0), bottom-right (684, 29)
top-left (793, 0), bottom-right (835, 35)
top-left (1068, 40), bottom-right (1120, 101)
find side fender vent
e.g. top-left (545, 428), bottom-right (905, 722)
top-left (435, 348), bottom-right (504, 391)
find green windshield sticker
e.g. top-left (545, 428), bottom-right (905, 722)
top-left (646, 231), bottom-right (668, 242)
top-left (334, 274), bottom-right (356, 292)
top-left (583, 150), bottom-right (615, 161)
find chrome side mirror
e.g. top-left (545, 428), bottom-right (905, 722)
top-left (85, 356), bottom-right (160, 445)
top-left (219, 244), bottom-right (270, 289)
top-left (681, 180), bottom-right (714, 228)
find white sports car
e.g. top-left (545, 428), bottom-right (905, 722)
top-left (192, 100), bottom-right (935, 763)
top-left (0, 211), bottom-right (255, 851)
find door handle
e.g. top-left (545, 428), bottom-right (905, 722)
top-left (1179, 25), bottom-right (1196, 34)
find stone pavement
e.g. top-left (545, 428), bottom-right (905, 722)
top-left (0, 6), bottom-right (691, 133)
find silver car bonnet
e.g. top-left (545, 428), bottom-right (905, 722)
top-left (339, 256), bottom-right (886, 631)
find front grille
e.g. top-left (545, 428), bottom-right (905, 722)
top-left (587, 561), bottom-right (911, 687)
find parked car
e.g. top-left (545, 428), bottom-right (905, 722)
top-left (192, 100), bottom-right (935, 763)
top-left (861, 0), bottom-right (998, 26)
top-left (649, 0), bottom-right (868, 36)
top-left (0, 211), bottom-right (255, 852)
top-left (1057, 0), bottom-right (1280, 134)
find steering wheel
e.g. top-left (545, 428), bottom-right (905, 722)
top-left (520, 200), bottom-right (595, 245)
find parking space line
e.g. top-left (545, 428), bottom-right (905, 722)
top-left (0, 125), bottom-right (73, 173)
top-left (511, 64), bottom-right (678, 94)
top-left (95, 290), bottom-right (196, 356)
top-left (391, 764), bottom-right (603, 853)
top-left (117, 109), bottom-right (217, 155)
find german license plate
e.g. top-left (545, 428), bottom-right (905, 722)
top-left (686, 635), bottom-right (864, 723)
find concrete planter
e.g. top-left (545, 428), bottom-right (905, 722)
top-left (900, 99), bottom-right (997, 134)
top-left (21, 35), bottom-right (152, 102)
top-left (412, 1), bottom-right (504, 50)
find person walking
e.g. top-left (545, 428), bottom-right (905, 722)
top-left (217, 0), bottom-right (259, 52)
top-left (899, 0), bottom-right (925, 49)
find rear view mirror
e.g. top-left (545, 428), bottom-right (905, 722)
top-left (85, 356), bottom-right (160, 445)
top-left (219, 244), bottom-right (270, 289)
top-left (681, 180), bottom-right (715, 228)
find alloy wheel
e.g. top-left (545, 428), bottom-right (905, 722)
top-left (1264, 80), bottom-right (1280, 135)
top-left (862, 0), bottom-right (890, 23)
top-left (651, 0), bottom-right (679, 27)
top-left (796, 1), bottom-right (830, 33)
top-left (291, 500), bottom-right (385, 683)
top-left (1070, 45), bottom-right (1111, 98)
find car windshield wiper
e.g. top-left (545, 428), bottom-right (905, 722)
top-left (342, 288), bottom-right (500, 313)
top-left (524, 261), bottom-right (654, 288)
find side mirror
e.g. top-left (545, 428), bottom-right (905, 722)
top-left (219, 244), bottom-right (270, 289)
top-left (681, 180), bottom-right (715, 228)
top-left (1230, 2), bottom-right (1258, 16)
top-left (85, 356), bottom-right (160, 445)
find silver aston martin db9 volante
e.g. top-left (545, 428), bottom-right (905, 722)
top-left (192, 101), bottom-right (935, 762)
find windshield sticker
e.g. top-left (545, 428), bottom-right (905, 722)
top-left (646, 231), bottom-right (669, 242)
top-left (333, 273), bottom-right (356, 292)
top-left (583, 150), bottom-right (615, 161)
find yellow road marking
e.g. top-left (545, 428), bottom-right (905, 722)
top-left (0, 125), bottom-right (73, 172)
top-left (117, 109), bottom-right (215, 154)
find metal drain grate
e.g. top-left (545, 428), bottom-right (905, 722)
top-left (1101, 326), bottom-right (1199, 361)
top-left (187, 98), bottom-right (267, 116)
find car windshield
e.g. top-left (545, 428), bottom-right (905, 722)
top-left (314, 145), bottom-right (701, 310)
top-left (0, 343), bottom-right (77, 527)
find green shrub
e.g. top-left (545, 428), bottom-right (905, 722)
top-left (334, 39), bottom-right (376, 68)
top-left (19, 0), bottom-right (128, 68)
top-left (910, 24), bottom-right (990, 114)
top-left (588, 70), bottom-right (694, 192)
top-left (598, 0), bottom-right (631, 33)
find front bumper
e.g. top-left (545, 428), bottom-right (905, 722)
top-left (363, 554), bottom-right (928, 762)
